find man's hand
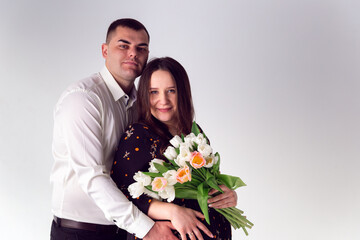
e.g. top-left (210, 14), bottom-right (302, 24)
top-left (208, 185), bottom-right (238, 209)
top-left (143, 221), bottom-right (178, 240)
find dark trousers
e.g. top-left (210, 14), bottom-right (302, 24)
top-left (50, 220), bottom-right (127, 240)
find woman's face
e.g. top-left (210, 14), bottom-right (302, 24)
top-left (149, 70), bottom-right (178, 128)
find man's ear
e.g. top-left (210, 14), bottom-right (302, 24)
top-left (101, 43), bottom-right (108, 58)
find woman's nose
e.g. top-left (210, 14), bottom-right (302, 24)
top-left (158, 93), bottom-right (169, 104)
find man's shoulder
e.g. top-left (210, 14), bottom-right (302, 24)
top-left (55, 72), bottom-right (109, 109)
top-left (61, 73), bottom-right (108, 98)
top-left (67, 72), bottom-right (105, 92)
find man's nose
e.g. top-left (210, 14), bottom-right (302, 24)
top-left (128, 46), bottom-right (137, 59)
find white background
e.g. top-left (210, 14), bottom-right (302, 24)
top-left (1, 0), bottom-right (360, 239)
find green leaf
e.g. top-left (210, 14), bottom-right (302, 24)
top-left (212, 152), bottom-right (221, 174)
top-left (175, 188), bottom-right (198, 199)
top-left (174, 182), bottom-right (197, 190)
top-left (197, 183), bottom-right (210, 224)
top-left (217, 174), bottom-right (246, 190)
top-left (142, 172), bottom-right (162, 178)
top-left (191, 121), bottom-right (201, 136)
top-left (191, 142), bottom-right (198, 152)
top-left (206, 171), bottom-right (223, 193)
top-left (175, 148), bottom-right (180, 155)
top-left (153, 163), bottom-right (169, 174)
top-left (162, 162), bottom-right (173, 168)
top-left (168, 159), bottom-right (179, 168)
top-left (144, 185), bottom-right (157, 194)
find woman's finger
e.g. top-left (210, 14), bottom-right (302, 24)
top-left (190, 210), bottom-right (213, 238)
top-left (196, 220), bottom-right (214, 239)
top-left (192, 209), bottom-right (205, 219)
top-left (179, 230), bottom-right (187, 240)
top-left (192, 227), bottom-right (203, 240)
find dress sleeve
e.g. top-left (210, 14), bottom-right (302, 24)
top-left (111, 123), bottom-right (157, 215)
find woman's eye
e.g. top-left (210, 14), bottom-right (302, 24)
top-left (150, 91), bottom-right (158, 94)
top-left (168, 89), bottom-right (176, 93)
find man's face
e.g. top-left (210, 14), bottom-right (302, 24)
top-left (102, 26), bottom-right (149, 87)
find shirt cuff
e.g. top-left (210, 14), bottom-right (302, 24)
top-left (126, 212), bottom-right (155, 239)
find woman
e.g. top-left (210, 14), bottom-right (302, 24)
top-left (111, 57), bottom-right (237, 240)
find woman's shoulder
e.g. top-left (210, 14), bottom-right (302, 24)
top-left (128, 122), bottom-right (152, 133)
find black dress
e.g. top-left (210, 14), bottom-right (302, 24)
top-left (111, 123), bottom-right (231, 240)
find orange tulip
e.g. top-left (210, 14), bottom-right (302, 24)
top-left (189, 151), bottom-right (206, 169)
top-left (176, 165), bottom-right (191, 184)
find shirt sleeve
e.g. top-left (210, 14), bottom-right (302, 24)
top-left (56, 90), bottom-right (154, 238)
top-left (111, 124), bottom-right (156, 215)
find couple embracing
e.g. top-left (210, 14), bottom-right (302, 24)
top-left (50, 18), bottom-right (237, 240)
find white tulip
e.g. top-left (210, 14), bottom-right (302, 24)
top-left (197, 143), bottom-right (213, 158)
top-left (133, 171), bottom-right (151, 186)
top-left (148, 158), bottom-right (165, 173)
top-left (205, 154), bottom-right (216, 168)
top-left (163, 170), bottom-right (177, 185)
top-left (195, 133), bottom-right (207, 145)
top-left (184, 133), bottom-right (196, 145)
top-left (158, 185), bottom-right (176, 202)
top-left (128, 182), bottom-right (145, 199)
top-left (169, 135), bottom-right (182, 148)
top-left (143, 188), bottom-right (161, 200)
top-left (163, 146), bottom-right (178, 160)
top-left (175, 146), bottom-right (191, 167)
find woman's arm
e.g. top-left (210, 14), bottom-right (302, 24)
top-left (148, 199), bottom-right (214, 240)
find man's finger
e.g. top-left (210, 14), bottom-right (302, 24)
top-left (208, 192), bottom-right (227, 204)
top-left (208, 188), bottom-right (219, 195)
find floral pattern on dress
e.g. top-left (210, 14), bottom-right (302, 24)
top-left (111, 123), bottom-right (232, 240)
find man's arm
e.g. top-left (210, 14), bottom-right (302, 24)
top-left (57, 90), bottom-right (154, 238)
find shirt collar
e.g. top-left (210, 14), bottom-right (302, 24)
top-left (100, 66), bottom-right (136, 103)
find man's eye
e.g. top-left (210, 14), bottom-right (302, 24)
top-left (119, 45), bottom-right (129, 49)
top-left (137, 47), bottom-right (148, 53)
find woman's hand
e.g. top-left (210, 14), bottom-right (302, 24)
top-left (208, 185), bottom-right (238, 208)
top-left (147, 200), bottom-right (213, 240)
top-left (170, 205), bottom-right (214, 240)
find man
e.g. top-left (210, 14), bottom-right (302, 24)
top-left (50, 18), bottom-right (177, 240)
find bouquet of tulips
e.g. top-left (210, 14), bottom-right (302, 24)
top-left (128, 122), bottom-right (253, 235)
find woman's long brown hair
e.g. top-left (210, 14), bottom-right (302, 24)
top-left (137, 57), bottom-right (195, 144)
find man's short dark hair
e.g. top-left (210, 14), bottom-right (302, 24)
top-left (106, 18), bottom-right (150, 43)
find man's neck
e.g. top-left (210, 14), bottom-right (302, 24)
top-left (118, 81), bottom-right (134, 95)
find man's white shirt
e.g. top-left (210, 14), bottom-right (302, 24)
top-left (50, 66), bottom-right (154, 238)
